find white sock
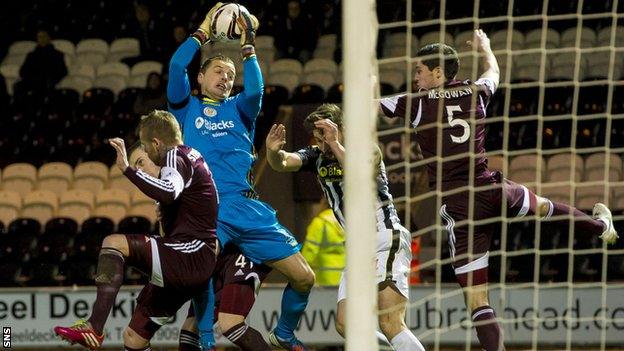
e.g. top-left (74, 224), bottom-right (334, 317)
top-left (376, 330), bottom-right (392, 346)
top-left (390, 329), bottom-right (426, 351)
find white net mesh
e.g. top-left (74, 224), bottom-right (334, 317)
top-left (375, 0), bottom-right (624, 349)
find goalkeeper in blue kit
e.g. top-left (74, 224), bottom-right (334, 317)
top-left (167, 3), bottom-right (315, 350)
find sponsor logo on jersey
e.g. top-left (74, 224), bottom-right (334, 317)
top-left (195, 117), bottom-right (205, 129)
top-left (196, 117), bottom-right (235, 132)
top-left (318, 165), bottom-right (343, 180)
top-left (203, 107), bottom-right (217, 117)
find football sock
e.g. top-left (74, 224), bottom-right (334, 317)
top-left (472, 305), bottom-right (504, 351)
top-left (274, 283), bottom-right (310, 340)
top-left (389, 329), bottom-right (426, 351)
top-left (88, 247), bottom-right (125, 334)
top-left (223, 322), bottom-right (271, 350)
top-left (179, 329), bottom-right (201, 351)
top-left (548, 200), bottom-right (606, 234)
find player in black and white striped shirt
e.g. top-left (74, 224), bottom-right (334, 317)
top-left (266, 104), bottom-right (425, 351)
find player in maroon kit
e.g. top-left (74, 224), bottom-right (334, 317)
top-left (380, 29), bottom-right (619, 351)
top-left (126, 146), bottom-right (273, 351)
top-left (54, 110), bottom-right (220, 351)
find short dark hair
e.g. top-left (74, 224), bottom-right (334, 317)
top-left (200, 54), bottom-right (235, 73)
top-left (303, 103), bottom-right (343, 133)
top-left (416, 43), bottom-right (459, 80)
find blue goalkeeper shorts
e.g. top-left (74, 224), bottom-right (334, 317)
top-left (216, 194), bottom-right (301, 264)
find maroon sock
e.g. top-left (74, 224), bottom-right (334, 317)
top-left (472, 306), bottom-right (505, 351)
top-left (88, 248), bottom-right (125, 334)
top-left (179, 329), bottom-right (201, 351)
top-left (548, 200), bottom-right (606, 235)
top-left (124, 346), bottom-right (151, 351)
top-left (223, 322), bottom-right (271, 351)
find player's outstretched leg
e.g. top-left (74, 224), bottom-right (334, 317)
top-left (534, 196), bottom-right (619, 244)
top-left (378, 286), bottom-right (426, 351)
top-left (54, 234), bottom-right (129, 350)
top-left (267, 252), bottom-right (315, 350)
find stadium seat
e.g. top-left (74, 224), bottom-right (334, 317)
top-left (291, 84), bottom-right (325, 104)
top-left (96, 62), bottom-right (131, 79)
top-left (576, 184), bottom-right (609, 210)
top-left (8, 40), bottom-right (36, 56)
top-left (303, 58), bottom-right (338, 76)
top-left (45, 88), bottom-right (80, 117)
top-left (131, 61), bottom-right (163, 77)
top-left (74, 52), bottom-right (107, 67)
top-left (73, 161), bottom-right (109, 194)
top-left (69, 63), bottom-right (96, 81)
top-left (312, 47), bottom-right (336, 60)
top-left (118, 216), bottom-right (152, 234)
top-left (512, 52), bottom-right (549, 82)
top-left (453, 30), bottom-right (474, 52)
top-left (0, 189), bottom-right (20, 227)
top-left (76, 38), bottom-right (109, 56)
top-left (0, 63), bottom-right (19, 95)
top-left (129, 191), bottom-right (157, 223)
top-left (270, 59), bottom-right (304, 76)
top-left (81, 216), bottom-right (115, 238)
top-left (317, 34), bottom-right (338, 51)
top-left (0, 263), bottom-right (22, 287)
top-left (584, 153), bottom-right (623, 181)
top-left (489, 29), bottom-right (524, 50)
top-left (94, 189), bottom-right (130, 224)
top-left (487, 155), bottom-right (505, 172)
top-left (508, 154), bottom-right (545, 185)
top-left (419, 31), bottom-right (454, 46)
top-left (52, 39), bottom-right (76, 57)
top-left (561, 27), bottom-right (597, 48)
top-left (1, 53), bottom-right (26, 67)
top-left (255, 35), bottom-right (275, 49)
top-left (2, 163), bottom-right (37, 196)
top-left (326, 83), bottom-right (344, 103)
top-left (56, 75), bottom-right (93, 96)
top-left (541, 184), bottom-right (573, 204)
top-left (127, 74), bottom-right (149, 88)
top-left (379, 69), bottom-right (406, 92)
top-left (93, 76), bottom-right (127, 95)
top-left (524, 28), bottom-right (560, 49)
top-left (108, 38), bottom-right (140, 62)
top-left (36, 162), bottom-right (73, 196)
top-left (574, 254), bottom-right (602, 282)
top-left (576, 118), bottom-right (607, 148)
top-left (613, 185), bottom-right (624, 212)
top-left (107, 165), bottom-right (137, 193)
top-left (547, 153), bottom-right (584, 182)
top-left (303, 72), bottom-right (335, 91)
top-left (80, 88), bottom-right (114, 117)
top-left (269, 72), bottom-right (301, 93)
top-left (597, 26), bottom-right (624, 47)
top-left (21, 190), bottom-right (58, 224)
top-left (58, 189), bottom-right (94, 224)
top-left (578, 85), bottom-right (608, 115)
top-left (543, 86), bottom-right (573, 115)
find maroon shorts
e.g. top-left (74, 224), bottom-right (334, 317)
top-left (213, 244), bottom-right (272, 317)
top-left (125, 235), bottom-right (217, 339)
top-left (439, 171), bottom-right (537, 286)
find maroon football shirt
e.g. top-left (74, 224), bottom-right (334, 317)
top-left (380, 78), bottom-right (497, 191)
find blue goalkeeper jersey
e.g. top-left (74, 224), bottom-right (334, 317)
top-left (167, 38), bottom-right (263, 197)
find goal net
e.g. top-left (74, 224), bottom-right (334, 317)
top-left (374, 0), bottom-right (624, 349)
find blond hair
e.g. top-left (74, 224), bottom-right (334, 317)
top-left (138, 110), bottom-right (183, 146)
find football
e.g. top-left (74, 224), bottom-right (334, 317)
top-left (210, 3), bottom-right (252, 42)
